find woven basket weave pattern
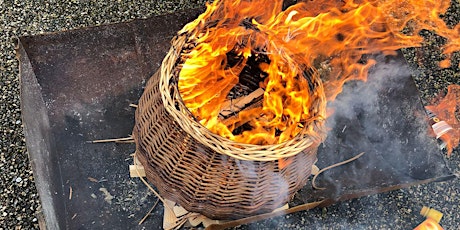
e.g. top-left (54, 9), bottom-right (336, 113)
top-left (133, 29), bottom-right (326, 219)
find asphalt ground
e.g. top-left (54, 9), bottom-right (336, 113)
top-left (1, 1), bottom-right (459, 229)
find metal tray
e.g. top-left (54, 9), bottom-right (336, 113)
top-left (18, 8), bottom-right (454, 229)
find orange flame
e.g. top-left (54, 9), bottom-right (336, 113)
top-left (425, 84), bottom-right (460, 156)
top-left (177, 0), bottom-right (460, 145)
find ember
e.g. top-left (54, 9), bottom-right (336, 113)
top-left (177, 0), bottom-right (460, 145)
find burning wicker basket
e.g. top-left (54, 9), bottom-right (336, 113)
top-left (133, 26), bottom-right (327, 220)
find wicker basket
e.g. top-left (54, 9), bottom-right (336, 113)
top-left (133, 27), bottom-right (326, 219)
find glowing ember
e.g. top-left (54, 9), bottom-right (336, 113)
top-left (425, 84), bottom-right (460, 156)
top-left (177, 0), bottom-right (460, 145)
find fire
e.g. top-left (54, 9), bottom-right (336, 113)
top-left (425, 84), bottom-right (460, 156)
top-left (177, 0), bottom-right (460, 145)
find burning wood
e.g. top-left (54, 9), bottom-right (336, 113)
top-left (219, 88), bottom-right (264, 117)
top-left (222, 105), bottom-right (263, 131)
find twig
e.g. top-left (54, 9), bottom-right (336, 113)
top-left (69, 186), bottom-right (72, 200)
top-left (88, 136), bottom-right (134, 144)
top-left (139, 198), bottom-right (160, 225)
top-left (134, 155), bottom-right (174, 214)
top-left (205, 200), bottom-right (324, 230)
top-left (312, 152), bottom-right (365, 190)
top-left (129, 103), bottom-right (138, 108)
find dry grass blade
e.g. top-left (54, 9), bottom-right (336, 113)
top-left (139, 198), bottom-right (160, 225)
top-left (312, 152), bottom-right (365, 190)
top-left (134, 154), bottom-right (173, 214)
top-left (89, 136), bottom-right (134, 144)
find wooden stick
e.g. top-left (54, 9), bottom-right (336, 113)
top-left (222, 106), bottom-right (263, 128)
top-left (133, 154), bottom-right (174, 214)
top-left (220, 88), bottom-right (264, 117)
top-left (205, 200), bottom-right (324, 230)
top-left (129, 165), bottom-right (146, 178)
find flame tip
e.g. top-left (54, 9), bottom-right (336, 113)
top-left (178, 0), bottom-right (460, 146)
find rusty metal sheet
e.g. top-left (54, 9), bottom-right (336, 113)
top-left (19, 8), bottom-right (454, 229)
top-left (19, 9), bottom-right (203, 229)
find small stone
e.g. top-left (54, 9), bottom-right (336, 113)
top-left (15, 177), bottom-right (22, 183)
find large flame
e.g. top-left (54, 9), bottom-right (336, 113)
top-left (177, 0), bottom-right (460, 145)
top-left (426, 84), bottom-right (460, 156)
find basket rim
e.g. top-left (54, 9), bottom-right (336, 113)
top-left (158, 34), bottom-right (326, 161)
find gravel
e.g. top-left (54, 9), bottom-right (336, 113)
top-left (0, 1), bottom-right (207, 229)
top-left (0, 0), bottom-right (458, 229)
